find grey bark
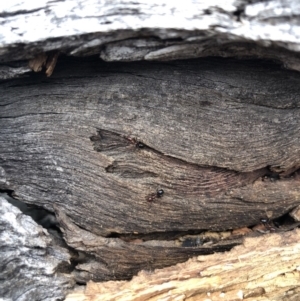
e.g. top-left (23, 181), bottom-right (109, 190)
top-left (1, 0), bottom-right (300, 299)
top-left (1, 0), bottom-right (300, 77)
top-left (0, 196), bottom-right (74, 301)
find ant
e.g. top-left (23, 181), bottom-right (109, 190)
top-left (123, 135), bottom-right (145, 149)
top-left (260, 218), bottom-right (276, 232)
top-left (146, 189), bottom-right (164, 203)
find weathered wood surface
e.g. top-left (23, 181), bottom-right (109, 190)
top-left (1, 0), bottom-right (300, 76)
top-left (1, 1), bottom-right (300, 299)
top-left (1, 57), bottom-right (300, 281)
top-left (55, 207), bottom-right (245, 283)
top-left (0, 196), bottom-right (74, 301)
top-left (65, 229), bottom-right (300, 301)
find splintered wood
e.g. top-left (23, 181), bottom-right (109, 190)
top-left (28, 52), bottom-right (59, 76)
top-left (65, 229), bottom-right (300, 301)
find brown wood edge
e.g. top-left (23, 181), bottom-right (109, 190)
top-left (65, 228), bottom-right (300, 301)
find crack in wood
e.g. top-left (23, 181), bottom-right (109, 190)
top-left (90, 128), bottom-right (269, 198)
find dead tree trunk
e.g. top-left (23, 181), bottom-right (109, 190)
top-left (1, 1), bottom-right (300, 300)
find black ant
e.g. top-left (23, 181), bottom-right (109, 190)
top-left (260, 218), bottom-right (276, 232)
top-left (124, 136), bottom-right (145, 149)
top-left (146, 189), bottom-right (164, 203)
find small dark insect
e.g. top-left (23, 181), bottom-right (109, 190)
top-left (146, 193), bottom-right (157, 202)
top-left (136, 142), bottom-right (145, 148)
top-left (260, 218), bottom-right (269, 225)
top-left (260, 218), bottom-right (276, 232)
top-left (124, 136), bottom-right (145, 149)
top-left (146, 189), bottom-right (164, 202)
top-left (157, 189), bottom-right (164, 197)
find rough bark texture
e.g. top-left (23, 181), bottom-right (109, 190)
top-left (1, 57), bottom-right (300, 284)
top-left (1, 0), bottom-right (300, 77)
top-left (1, 0), bottom-right (300, 300)
top-left (0, 196), bottom-right (74, 301)
top-left (65, 229), bottom-right (300, 301)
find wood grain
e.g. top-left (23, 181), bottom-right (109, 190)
top-left (0, 57), bottom-right (300, 280)
top-left (65, 229), bottom-right (300, 301)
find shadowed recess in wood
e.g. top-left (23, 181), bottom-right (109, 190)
top-left (65, 229), bottom-right (300, 300)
